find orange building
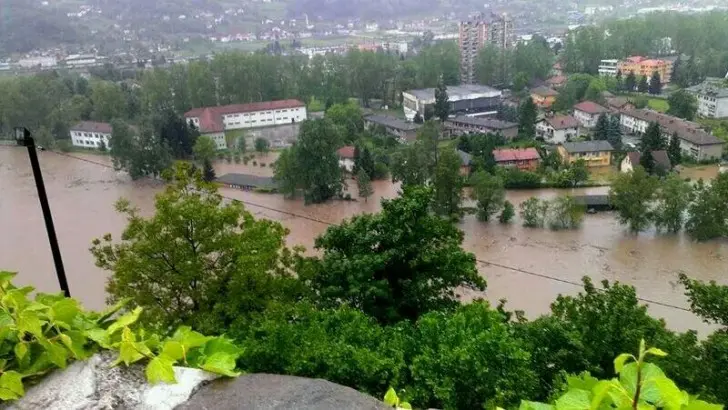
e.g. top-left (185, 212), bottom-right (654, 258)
top-left (530, 86), bottom-right (559, 109)
top-left (617, 56), bottom-right (672, 83)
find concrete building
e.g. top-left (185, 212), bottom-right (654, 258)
top-left (687, 78), bottom-right (728, 119)
top-left (558, 141), bottom-right (614, 167)
top-left (337, 146), bottom-right (355, 172)
top-left (18, 56), bottom-right (57, 68)
top-left (619, 108), bottom-right (724, 161)
top-left (598, 59), bottom-right (619, 77)
top-left (63, 54), bottom-right (104, 68)
top-left (184, 99), bottom-right (307, 150)
top-left (69, 121), bottom-right (112, 149)
top-left (618, 56), bottom-right (672, 83)
top-left (363, 114), bottom-right (421, 142)
top-left (401, 85), bottom-right (502, 121)
top-left (572, 101), bottom-right (610, 128)
top-left (458, 13), bottom-right (514, 84)
top-left (621, 151), bottom-right (671, 173)
top-left (536, 115), bottom-right (580, 143)
top-left (444, 115), bottom-right (518, 139)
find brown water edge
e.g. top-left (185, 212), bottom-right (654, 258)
top-left (1, 147), bottom-right (726, 335)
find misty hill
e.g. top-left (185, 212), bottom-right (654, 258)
top-left (286, 0), bottom-right (439, 20)
top-left (0, 0), bottom-right (79, 54)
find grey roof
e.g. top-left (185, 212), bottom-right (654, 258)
top-left (447, 115), bottom-right (518, 130)
top-left (686, 78), bottom-right (728, 98)
top-left (561, 140), bottom-right (614, 153)
top-left (457, 149), bottom-right (472, 166)
top-left (216, 173), bottom-right (277, 189)
top-left (363, 114), bottom-right (421, 131)
top-left (620, 108), bottom-right (724, 146)
top-left (626, 150), bottom-right (672, 170)
top-left (403, 84), bottom-right (501, 102)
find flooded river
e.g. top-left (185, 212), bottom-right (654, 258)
top-left (2, 147), bottom-right (727, 334)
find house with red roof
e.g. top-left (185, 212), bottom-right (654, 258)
top-left (536, 115), bottom-right (580, 144)
top-left (572, 101), bottom-right (610, 128)
top-left (184, 99), bottom-right (307, 149)
top-left (337, 146), bottom-right (356, 172)
top-left (492, 148), bottom-right (541, 171)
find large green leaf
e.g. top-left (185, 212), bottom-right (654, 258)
top-left (383, 387), bottom-right (398, 406)
top-left (59, 330), bottom-right (88, 359)
top-left (51, 299), bottom-right (81, 325)
top-left (171, 326), bottom-right (210, 349)
top-left (201, 352), bottom-right (240, 377)
top-left (37, 338), bottom-right (67, 368)
top-left (1, 287), bottom-right (33, 310)
top-left (555, 389), bottom-right (591, 410)
top-left (13, 343), bottom-right (28, 362)
top-left (85, 328), bottom-right (111, 349)
top-left (647, 376), bottom-right (686, 409)
top-left (106, 307), bottom-right (142, 336)
top-left (621, 363), bottom-right (665, 396)
top-left (161, 341), bottom-right (185, 362)
top-left (146, 356), bottom-right (176, 384)
top-left (0, 371), bottom-right (24, 400)
top-left (519, 400), bottom-right (555, 410)
top-left (204, 337), bottom-right (242, 358)
top-left (684, 399), bottom-right (724, 410)
top-left (614, 353), bottom-right (635, 374)
top-left (17, 310), bottom-right (44, 338)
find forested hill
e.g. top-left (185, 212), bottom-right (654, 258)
top-left (285, 0), bottom-right (439, 20)
top-left (0, 0), bottom-right (79, 54)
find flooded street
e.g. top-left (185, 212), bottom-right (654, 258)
top-left (2, 146), bottom-right (727, 334)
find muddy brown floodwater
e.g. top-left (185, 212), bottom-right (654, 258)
top-left (2, 147), bottom-right (727, 335)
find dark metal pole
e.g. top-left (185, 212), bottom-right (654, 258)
top-left (23, 135), bottom-right (71, 297)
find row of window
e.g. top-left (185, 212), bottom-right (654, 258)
top-left (225, 108), bottom-right (301, 119)
top-left (73, 139), bottom-right (101, 147)
top-left (72, 131), bottom-right (109, 139)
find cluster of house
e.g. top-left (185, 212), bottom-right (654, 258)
top-left (598, 56), bottom-right (673, 83)
top-left (67, 99), bottom-right (308, 150)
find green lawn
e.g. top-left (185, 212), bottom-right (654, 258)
top-left (647, 98), bottom-right (669, 113)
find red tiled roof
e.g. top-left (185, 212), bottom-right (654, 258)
top-left (70, 121), bottom-right (112, 134)
top-left (543, 115), bottom-right (579, 130)
top-left (546, 75), bottom-right (567, 86)
top-left (531, 86), bottom-right (559, 97)
top-left (625, 56), bottom-right (646, 63)
top-left (492, 148), bottom-right (541, 162)
top-left (184, 99), bottom-right (305, 133)
top-left (573, 101), bottom-right (609, 115)
top-left (337, 146), bottom-right (356, 159)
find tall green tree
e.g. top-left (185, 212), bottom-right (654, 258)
top-left (667, 89), bottom-right (698, 121)
top-left (90, 163), bottom-right (303, 333)
top-left (685, 174), bottom-right (728, 241)
top-left (193, 135), bottom-right (217, 164)
top-left (109, 119), bottom-right (172, 180)
top-left (668, 132), bottom-right (682, 165)
top-left (273, 147), bottom-right (300, 198)
top-left (433, 75), bottom-right (450, 123)
top-left (90, 80), bottom-right (127, 122)
top-left (432, 148), bottom-right (464, 219)
top-left (202, 159), bottom-right (216, 182)
top-left (307, 186), bottom-right (485, 324)
top-left (637, 76), bottom-right (649, 93)
top-left (607, 115), bottom-right (623, 151)
top-left (254, 137), bottom-right (270, 154)
top-left (357, 168), bottom-right (373, 202)
top-left (639, 122), bottom-right (666, 174)
top-left (649, 71), bottom-right (662, 95)
top-left (391, 142), bottom-right (430, 187)
top-left (155, 109), bottom-right (198, 159)
top-left (625, 71), bottom-right (637, 91)
top-left (518, 97), bottom-right (538, 140)
top-left (296, 119), bottom-right (344, 204)
top-left (653, 174), bottom-right (692, 233)
top-left (325, 102), bottom-right (364, 141)
top-left (609, 167), bottom-right (657, 233)
top-left (470, 171), bottom-right (505, 221)
top-left (593, 113), bottom-right (610, 141)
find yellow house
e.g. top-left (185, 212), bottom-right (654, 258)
top-left (530, 86), bottom-right (559, 109)
top-left (557, 141), bottom-right (614, 167)
top-left (617, 56), bottom-right (672, 83)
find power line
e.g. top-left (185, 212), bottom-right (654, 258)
top-left (49, 151), bottom-right (693, 314)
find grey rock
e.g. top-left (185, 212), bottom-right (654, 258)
top-left (176, 373), bottom-right (389, 410)
top-left (6, 352), bottom-right (217, 410)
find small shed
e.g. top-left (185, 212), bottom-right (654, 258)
top-left (216, 173), bottom-right (278, 191)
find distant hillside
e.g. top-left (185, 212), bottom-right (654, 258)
top-left (285, 0), bottom-right (439, 20)
top-left (0, 0), bottom-right (79, 54)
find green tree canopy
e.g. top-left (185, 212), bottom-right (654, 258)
top-left (470, 170), bottom-right (505, 221)
top-left (306, 186), bottom-right (485, 324)
top-left (667, 89), bottom-right (698, 120)
top-left (193, 135), bottom-right (217, 164)
top-left (325, 102), bottom-right (364, 141)
top-left (431, 148), bottom-right (464, 219)
top-left (90, 163), bottom-right (304, 333)
top-left (609, 166), bottom-right (657, 233)
top-left (433, 75), bottom-right (449, 123)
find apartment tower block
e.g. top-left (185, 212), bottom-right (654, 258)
top-left (459, 13), bottom-right (514, 84)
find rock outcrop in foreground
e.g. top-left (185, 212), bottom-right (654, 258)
top-left (5, 353), bottom-right (388, 409)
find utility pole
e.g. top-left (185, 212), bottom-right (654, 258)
top-left (14, 127), bottom-right (71, 297)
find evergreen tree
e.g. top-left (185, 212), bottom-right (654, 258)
top-left (358, 146), bottom-right (376, 177)
top-left (432, 148), bottom-right (464, 219)
top-left (607, 116), bottom-right (623, 151)
top-left (625, 71), bottom-right (637, 91)
top-left (357, 168), bottom-right (373, 202)
top-left (668, 132), bottom-right (682, 165)
top-left (413, 112), bottom-right (424, 124)
top-left (615, 69), bottom-right (623, 90)
top-left (593, 113), bottom-right (610, 140)
top-left (639, 122), bottom-right (665, 174)
top-left (637, 76), bottom-right (649, 93)
top-left (648, 71), bottom-right (662, 95)
top-left (433, 75), bottom-right (450, 122)
top-left (517, 97), bottom-right (538, 139)
top-left (202, 158), bottom-right (216, 182)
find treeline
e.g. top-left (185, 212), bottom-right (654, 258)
top-left (88, 161), bottom-right (728, 408)
top-left (563, 11), bottom-right (728, 83)
top-left (0, 43), bottom-right (459, 147)
top-left (475, 36), bottom-right (556, 88)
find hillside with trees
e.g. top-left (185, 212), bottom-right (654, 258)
top-left (0, 0), bottom-right (80, 54)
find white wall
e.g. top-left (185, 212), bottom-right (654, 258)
top-left (70, 130), bottom-right (111, 149)
top-left (620, 114), bottom-right (648, 134)
top-left (222, 107), bottom-right (307, 130)
top-left (574, 110), bottom-right (598, 128)
top-left (203, 132), bottom-right (227, 150)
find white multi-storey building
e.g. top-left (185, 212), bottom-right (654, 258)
top-left (598, 59), bottom-right (619, 77)
top-left (687, 78), bottom-right (728, 119)
top-left (69, 121), bottom-right (112, 149)
top-left (184, 99), bottom-right (307, 149)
